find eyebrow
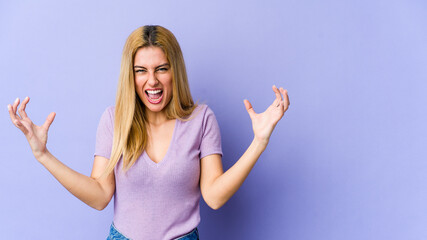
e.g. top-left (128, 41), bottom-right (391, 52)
top-left (134, 63), bottom-right (170, 69)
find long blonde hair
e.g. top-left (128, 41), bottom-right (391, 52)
top-left (101, 25), bottom-right (196, 178)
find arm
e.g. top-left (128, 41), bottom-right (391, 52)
top-left (7, 97), bottom-right (115, 211)
top-left (38, 152), bottom-right (115, 210)
top-left (200, 86), bottom-right (290, 210)
top-left (200, 139), bottom-right (266, 210)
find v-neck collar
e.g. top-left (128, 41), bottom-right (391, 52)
top-left (143, 119), bottom-right (179, 167)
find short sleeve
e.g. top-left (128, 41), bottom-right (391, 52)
top-left (94, 106), bottom-right (114, 159)
top-left (200, 106), bottom-right (223, 159)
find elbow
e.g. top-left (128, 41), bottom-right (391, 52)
top-left (204, 198), bottom-right (225, 210)
top-left (94, 204), bottom-right (107, 211)
top-left (91, 199), bottom-right (110, 211)
top-left (201, 185), bottom-right (228, 210)
top-left (91, 184), bottom-right (114, 211)
top-left (209, 203), bottom-right (222, 210)
top-left (93, 202), bottom-right (108, 211)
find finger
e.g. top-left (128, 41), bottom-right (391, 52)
top-left (8, 102), bottom-right (20, 123)
top-left (280, 88), bottom-right (290, 111)
top-left (14, 118), bottom-right (29, 135)
top-left (272, 85), bottom-right (283, 102)
top-left (280, 88), bottom-right (290, 106)
top-left (9, 107), bottom-right (21, 128)
top-left (7, 105), bottom-right (29, 134)
top-left (243, 99), bottom-right (256, 119)
top-left (270, 85), bottom-right (283, 107)
top-left (12, 98), bottom-right (22, 120)
top-left (42, 112), bottom-right (56, 131)
top-left (18, 96), bottom-right (29, 119)
top-left (272, 98), bottom-right (280, 108)
top-left (7, 104), bottom-right (17, 122)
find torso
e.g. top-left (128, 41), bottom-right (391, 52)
top-left (145, 119), bottom-right (176, 163)
top-left (105, 104), bottom-right (223, 239)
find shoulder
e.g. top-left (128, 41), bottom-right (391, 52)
top-left (180, 104), bottom-right (217, 127)
top-left (97, 105), bottom-right (115, 128)
top-left (96, 106), bottom-right (115, 136)
top-left (105, 105), bottom-right (115, 114)
top-left (189, 104), bottom-right (216, 120)
top-left (177, 104), bottom-right (221, 142)
top-left (179, 104), bottom-right (218, 128)
top-left (101, 105), bottom-right (115, 119)
top-left (189, 104), bottom-right (220, 131)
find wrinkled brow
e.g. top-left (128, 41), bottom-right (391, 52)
top-left (134, 63), bottom-right (170, 69)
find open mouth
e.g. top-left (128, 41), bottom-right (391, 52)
top-left (145, 89), bottom-right (163, 104)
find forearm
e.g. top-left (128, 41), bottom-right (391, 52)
top-left (37, 150), bottom-right (110, 210)
top-left (209, 138), bottom-right (267, 209)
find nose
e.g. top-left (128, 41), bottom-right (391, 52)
top-left (147, 71), bottom-right (159, 86)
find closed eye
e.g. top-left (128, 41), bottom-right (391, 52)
top-left (156, 67), bottom-right (169, 72)
top-left (135, 69), bottom-right (147, 73)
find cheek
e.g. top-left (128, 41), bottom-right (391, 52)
top-left (134, 77), bottom-right (146, 90)
top-left (134, 79), bottom-right (145, 96)
top-left (164, 75), bottom-right (173, 92)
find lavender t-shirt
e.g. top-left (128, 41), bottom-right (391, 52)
top-left (94, 104), bottom-right (222, 240)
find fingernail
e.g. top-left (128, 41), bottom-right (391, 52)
top-left (7, 104), bottom-right (10, 110)
top-left (14, 98), bottom-right (19, 103)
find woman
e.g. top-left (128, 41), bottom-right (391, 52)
top-left (7, 25), bottom-right (290, 240)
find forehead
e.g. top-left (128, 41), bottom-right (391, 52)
top-left (134, 46), bottom-right (168, 67)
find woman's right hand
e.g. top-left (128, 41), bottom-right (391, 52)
top-left (7, 97), bottom-right (56, 159)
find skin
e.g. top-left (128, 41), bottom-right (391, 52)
top-left (201, 86), bottom-right (290, 209)
top-left (133, 47), bottom-right (175, 163)
top-left (134, 46), bottom-right (173, 124)
top-left (7, 46), bottom-right (290, 211)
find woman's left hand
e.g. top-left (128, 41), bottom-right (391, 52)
top-left (244, 85), bottom-right (290, 145)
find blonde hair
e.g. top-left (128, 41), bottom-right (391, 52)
top-left (101, 25), bottom-right (196, 178)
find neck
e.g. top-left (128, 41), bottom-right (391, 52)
top-left (145, 109), bottom-right (169, 126)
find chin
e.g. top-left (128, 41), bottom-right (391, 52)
top-left (142, 100), bottom-right (171, 114)
top-left (146, 106), bottom-right (165, 113)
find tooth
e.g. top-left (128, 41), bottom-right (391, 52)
top-left (147, 90), bottom-right (162, 94)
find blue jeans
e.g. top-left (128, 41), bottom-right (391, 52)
top-left (106, 222), bottom-right (199, 240)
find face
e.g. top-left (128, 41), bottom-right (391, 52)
top-left (134, 46), bottom-right (173, 115)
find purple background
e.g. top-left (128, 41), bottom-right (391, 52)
top-left (1, 0), bottom-right (427, 239)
